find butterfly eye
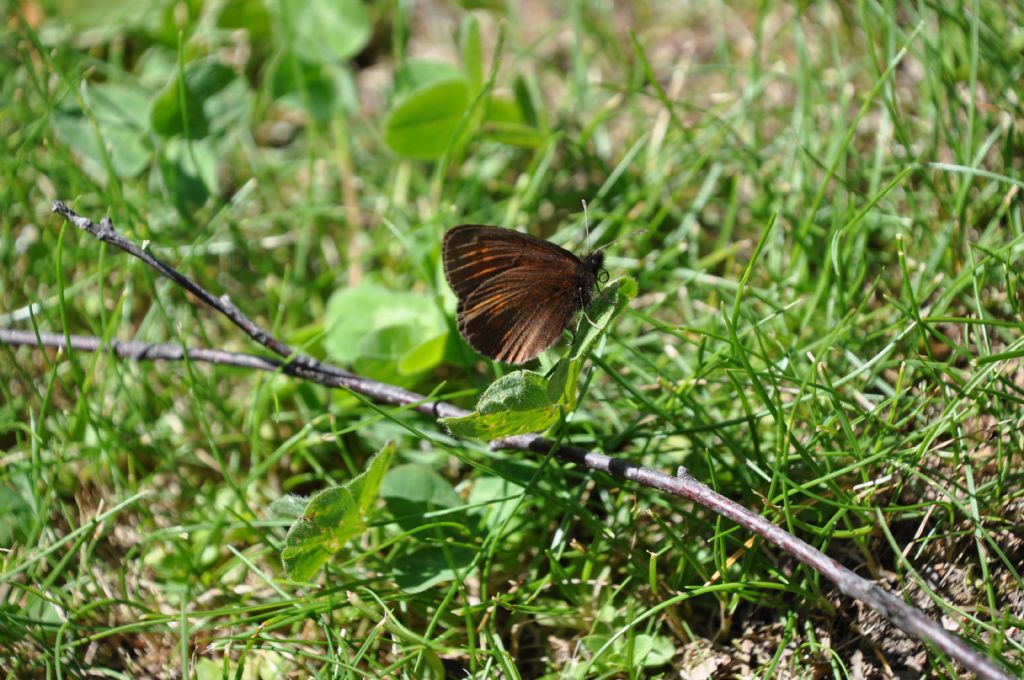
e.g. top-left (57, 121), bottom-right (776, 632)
top-left (598, 269), bottom-right (610, 284)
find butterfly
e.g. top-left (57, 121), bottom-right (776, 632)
top-left (442, 224), bottom-right (608, 364)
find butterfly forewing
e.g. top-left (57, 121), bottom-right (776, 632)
top-left (444, 225), bottom-right (581, 294)
top-left (443, 225), bottom-right (592, 364)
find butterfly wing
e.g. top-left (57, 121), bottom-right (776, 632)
top-left (458, 269), bottom-right (580, 364)
top-left (443, 225), bottom-right (583, 364)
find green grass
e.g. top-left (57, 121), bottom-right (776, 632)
top-left (2, 0), bottom-right (1023, 677)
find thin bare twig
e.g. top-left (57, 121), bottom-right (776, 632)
top-left (2, 201), bottom-right (1009, 680)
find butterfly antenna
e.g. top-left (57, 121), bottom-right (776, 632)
top-left (599, 227), bottom-right (648, 252)
top-left (582, 199), bottom-right (592, 253)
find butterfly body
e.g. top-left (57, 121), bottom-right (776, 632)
top-left (443, 225), bottom-right (606, 364)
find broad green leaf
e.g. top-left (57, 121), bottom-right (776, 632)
top-left (281, 487), bottom-right (357, 580)
top-left (569, 278), bottom-right (637, 361)
top-left (52, 83), bottom-right (151, 182)
top-left (325, 282), bottom-right (445, 376)
top-left (268, 49), bottom-right (337, 122)
top-left (157, 139), bottom-right (218, 212)
top-left (484, 96), bottom-right (521, 125)
top-left (215, 0), bottom-right (272, 45)
top-left (267, 494), bottom-right (306, 520)
top-left (483, 122), bottom-right (547, 148)
top-left (380, 464), bottom-right (463, 532)
top-left (478, 370), bottom-right (551, 413)
top-left (285, 0), bottom-right (370, 63)
top-left (55, 0), bottom-right (157, 31)
top-left (352, 324), bottom-right (436, 385)
top-left (281, 442), bottom-right (395, 581)
top-left (194, 657), bottom-right (222, 680)
top-left (483, 96), bottom-right (545, 147)
top-left (164, 138), bottom-right (217, 193)
top-left (195, 650), bottom-right (284, 680)
top-left (628, 634), bottom-right (674, 667)
top-left (393, 546), bottom-right (476, 593)
top-left (440, 370), bottom-right (562, 439)
top-left (398, 332), bottom-right (448, 375)
top-left (355, 445), bottom-right (394, 515)
top-left (384, 77), bottom-right (471, 160)
top-left (443, 404), bottom-right (561, 440)
top-left (394, 59), bottom-right (464, 96)
top-left (582, 632), bottom-right (673, 670)
top-left (150, 59), bottom-right (237, 138)
top-left (467, 475), bottom-right (524, 529)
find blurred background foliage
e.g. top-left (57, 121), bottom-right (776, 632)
top-left (1, 0), bottom-right (1023, 677)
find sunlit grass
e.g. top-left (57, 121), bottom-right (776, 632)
top-left (1, 1), bottom-right (1021, 677)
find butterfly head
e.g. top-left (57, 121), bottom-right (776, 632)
top-left (577, 249), bottom-right (607, 310)
top-left (585, 249), bottom-right (608, 282)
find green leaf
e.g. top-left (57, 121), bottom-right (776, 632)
top-left (268, 49), bottom-right (337, 122)
top-left (0, 476), bottom-right (34, 546)
top-left (440, 370), bottom-right (562, 439)
top-left (513, 73), bottom-right (541, 128)
top-left (460, 14), bottom-right (483, 90)
top-left (443, 404), bottom-right (562, 440)
top-left (549, 277), bottom-right (637, 409)
top-left (267, 494), bottom-right (306, 521)
top-left (215, 0), bottom-right (272, 46)
top-left (281, 442), bottom-right (395, 581)
top-left (583, 632), bottom-right (673, 671)
top-left (483, 96), bottom-right (545, 148)
top-left (55, 0), bottom-right (157, 31)
top-left (398, 332), bottom-right (448, 375)
top-left (380, 464), bottom-right (463, 532)
top-left (355, 449), bottom-right (394, 515)
top-left (571, 278), bottom-right (637, 361)
top-left (629, 634), bottom-right (674, 667)
top-left (484, 96), bottom-right (521, 125)
top-left (51, 83), bottom-right (152, 183)
top-left (150, 59), bottom-right (237, 139)
top-left (477, 370), bottom-right (552, 413)
top-left (467, 475), bottom-right (524, 529)
top-left (393, 546), bottom-right (476, 593)
top-left (325, 282), bottom-right (445, 379)
top-left (394, 59), bottom-right (464, 96)
top-left (164, 138), bottom-right (217, 193)
top-left (384, 77), bottom-right (471, 160)
top-left (157, 139), bottom-right (218, 212)
top-left (284, 0), bottom-right (370, 63)
top-left (440, 278), bottom-right (636, 439)
top-left (349, 327), bottom-right (444, 386)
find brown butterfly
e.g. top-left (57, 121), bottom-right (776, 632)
top-left (442, 224), bottom-right (608, 364)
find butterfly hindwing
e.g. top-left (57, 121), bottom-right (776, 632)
top-left (442, 224), bottom-right (601, 364)
top-left (457, 267), bottom-right (578, 364)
